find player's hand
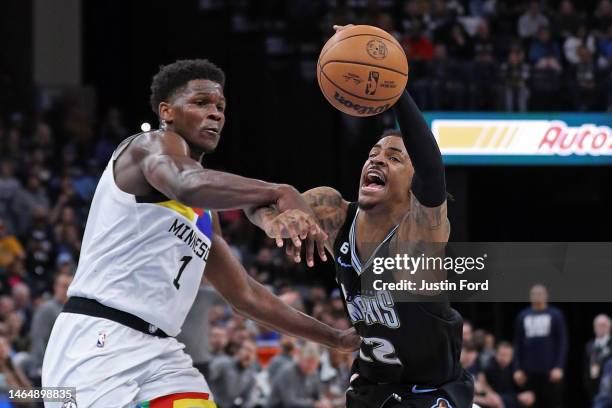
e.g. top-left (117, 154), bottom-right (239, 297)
top-left (275, 184), bottom-right (312, 214)
top-left (513, 370), bottom-right (527, 387)
top-left (336, 327), bottom-right (361, 352)
top-left (265, 210), bottom-right (328, 267)
top-left (333, 24), bottom-right (355, 33)
top-left (549, 367), bottom-right (563, 382)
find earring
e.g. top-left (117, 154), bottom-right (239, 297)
top-left (160, 119), bottom-right (168, 131)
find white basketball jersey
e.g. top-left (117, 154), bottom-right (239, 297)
top-left (68, 136), bottom-right (214, 336)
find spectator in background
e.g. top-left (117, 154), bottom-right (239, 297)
top-left (268, 342), bottom-right (329, 408)
top-left (208, 339), bottom-right (259, 408)
top-left (28, 273), bottom-right (72, 385)
top-left (460, 340), bottom-right (481, 378)
top-left (402, 19), bottom-right (434, 75)
top-left (13, 172), bottom-right (50, 236)
top-left (594, 358), bottom-right (612, 408)
top-left (518, 1), bottom-right (550, 40)
top-left (178, 281), bottom-right (227, 378)
top-left (210, 325), bottom-right (230, 358)
top-left (597, 25), bottom-right (612, 70)
top-left (514, 284), bottom-right (567, 408)
top-left (94, 107), bottom-right (128, 164)
top-left (463, 320), bottom-right (474, 344)
top-left (267, 335), bottom-right (297, 382)
top-left (0, 335), bottom-right (31, 393)
top-left (0, 160), bottom-right (23, 239)
top-left (11, 283), bottom-right (31, 336)
top-left (426, 0), bottom-right (457, 40)
top-left (529, 26), bottom-right (562, 71)
top-left (446, 22), bottom-right (474, 60)
top-left (592, 0), bottom-right (612, 34)
top-left (24, 207), bottom-right (56, 295)
top-left (0, 218), bottom-right (24, 270)
top-left (501, 45), bottom-right (530, 112)
top-left (585, 314), bottom-right (612, 402)
top-left (553, 0), bottom-right (583, 40)
top-left (474, 329), bottom-right (496, 369)
top-left (501, 45), bottom-right (531, 112)
top-left (571, 45), bottom-right (598, 111)
top-left (470, 36), bottom-right (499, 110)
top-left (427, 43), bottom-right (466, 110)
top-left (320, 348), bottom-right (351, 408)
top-left (483, 342), bottom-right (536, 408)
top-left (564, 24), bottom-right (596, 65)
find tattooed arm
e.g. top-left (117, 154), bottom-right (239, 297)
top-left (246, 187), bottom-right (349, 264)
top-left (302, 187), bottom-right (349, 252)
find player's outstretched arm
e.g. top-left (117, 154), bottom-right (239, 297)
top-left (393, 91), bottom-right (450, 241)
top-left (246, 186), bottom-right (349, 265)
top-left (205, 234), bottom-right (360, 352)
top-left (134, 131), bottom-right (307, 212)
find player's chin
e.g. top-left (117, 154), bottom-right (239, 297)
top-left (358, 186), bottom-right (386, 209)
top-left (197, 134), bottom-right (220, 153)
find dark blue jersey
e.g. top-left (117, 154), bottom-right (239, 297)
top-left (334, 202), bottom-right (464, 387)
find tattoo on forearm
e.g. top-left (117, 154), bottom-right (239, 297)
top-left (305, 190), bottom-right (345, 237)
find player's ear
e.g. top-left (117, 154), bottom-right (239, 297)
top-left (158, 102), bottom-right (174, 124)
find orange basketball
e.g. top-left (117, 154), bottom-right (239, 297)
top-left (317, 25), bottom-right (409, 117)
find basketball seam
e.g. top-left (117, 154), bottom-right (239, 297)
top-left (319, 32), bottom-right (405, 62)
top-left (319, 68), bottom-right (403, 102)
top-left (322, 60), bottom-right (408, 77)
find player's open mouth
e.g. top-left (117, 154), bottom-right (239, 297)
top-left (201, 128), bottom-right (219, 137)
top-left (361, 170), bottom-right (386, 192)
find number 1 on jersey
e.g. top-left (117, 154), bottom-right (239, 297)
top-left (174, 256), bottom-right (192, 289)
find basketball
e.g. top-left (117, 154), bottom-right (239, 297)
top-left (317, 25), bottom-right (409, 117)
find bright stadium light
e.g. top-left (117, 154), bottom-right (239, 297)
top-left (140, 122), bottom-right (151, 132)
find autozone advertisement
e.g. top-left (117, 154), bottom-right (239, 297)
top-left (426, 113), bottom-right (612, 165)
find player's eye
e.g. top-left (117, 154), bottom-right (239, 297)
top-left (217, 105), bottom-right (225, 113)
top-left (195, 100), bottom-right (207, 106)
top-left (390, 156), bottom-right (400, 162)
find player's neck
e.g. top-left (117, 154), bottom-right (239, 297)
top-left (357, 205), bottom-right (406, 243)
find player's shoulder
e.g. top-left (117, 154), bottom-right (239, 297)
top-left (130, 130), bottom-right (189, 157)
top-left (303, 186), bottom-right (349, 210)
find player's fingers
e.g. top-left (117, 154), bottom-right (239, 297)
top-left (286, 222), bottom-right (302, 248)
top-left (285, 242), bottom-right (295, 258)
top-left (333, 24), bottom-right (354, 32)
top-left (297, 217), bottom-right (310, 241)
top-left (316, 231), bottom-right (328, 262)
top-left (269, 224), bottom-right (284, 247)
top-left (285, 241), bottom-right (302, 263)
top-left (305, 235), bottom-right (315, 267)
top-left (275, 233), bottom-right (284, 248)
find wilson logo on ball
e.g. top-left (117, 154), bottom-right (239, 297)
top-left (334, 92), bottom-right (389, 115)
top-left (366, 39), bottom-right (388, 59)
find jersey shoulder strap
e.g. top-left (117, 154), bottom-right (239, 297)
top-left (112, 132), bottom-right (144, 161)
top-left (333, 201), bottom-right (358, 255)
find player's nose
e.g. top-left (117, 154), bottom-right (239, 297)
top-left (207, 107), bottom-right (223, 122)
top-left (370, 155), bottom-right (385, 166)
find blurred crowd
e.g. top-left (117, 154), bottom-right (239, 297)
top-left (0, 1), bottom-right (611, 405)
top-left (0, 102), bottom-right (611, 407)
top-left (199, 0), bottom-right (612, 112)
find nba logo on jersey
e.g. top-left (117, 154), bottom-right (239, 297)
top-left (62, 397), bottom-right (77, 408)
top-left (430, 398), bottom-right (453, 408)
top-left (96, 332), bottom-right (106, 348)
